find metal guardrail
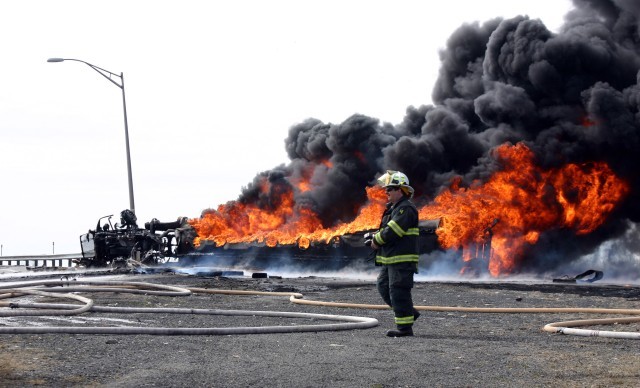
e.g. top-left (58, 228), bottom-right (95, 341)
top-left (0, 254), bottom-right (82, 268)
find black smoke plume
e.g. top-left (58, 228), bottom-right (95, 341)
top-left (204, 0), bottom-right (640, 274)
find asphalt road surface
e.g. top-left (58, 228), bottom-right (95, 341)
top-left (0, 268), bottom-right (639, 387)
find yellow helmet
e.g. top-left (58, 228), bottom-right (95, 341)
top-left (377, 170), bottom-right (415, 197)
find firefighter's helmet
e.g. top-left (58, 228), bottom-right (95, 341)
top-left (377, 170), bottom-right (415, 197)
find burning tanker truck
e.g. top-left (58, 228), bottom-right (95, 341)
top-left (78, 209), bottom-right (444, 269)
top-left (185, 218), bottom-right (443, 272)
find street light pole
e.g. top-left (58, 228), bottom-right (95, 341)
top-left (47, 57), bottom-right (135, 214)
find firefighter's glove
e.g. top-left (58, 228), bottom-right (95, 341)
top-left (363, 232), bottom-right (374, 247)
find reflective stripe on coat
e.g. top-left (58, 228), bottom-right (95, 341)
top-left (374, 197), bottom-right (419, 265)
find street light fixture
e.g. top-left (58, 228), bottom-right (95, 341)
top-left (47, 57), bottom-right (135, 214)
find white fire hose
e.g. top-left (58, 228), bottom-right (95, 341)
top-left (0, 280), bottom-right (638, 339)
top-left (0, 280), bottom-right (377, 335)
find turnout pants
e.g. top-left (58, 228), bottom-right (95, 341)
top-left (376, 262), bottom-right (416, 327)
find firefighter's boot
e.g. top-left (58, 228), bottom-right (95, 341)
top-left (386, 325), bottom-right (413, 337)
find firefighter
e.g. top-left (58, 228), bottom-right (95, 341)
top-left (370, 170), bottom-right (420, 337)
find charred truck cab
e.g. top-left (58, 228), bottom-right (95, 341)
top-left (79, 210), bottom-right (197, 267)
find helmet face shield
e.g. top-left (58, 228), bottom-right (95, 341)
top-left (377, 171), bottom-right (392, 187)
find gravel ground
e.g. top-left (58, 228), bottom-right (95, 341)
top-left (0, 269), bottom-right (639, 387)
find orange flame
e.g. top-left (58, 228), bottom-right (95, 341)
top-left (296, 179), bottom-right (312, 193)
top-left (190, 184), bottom-right (387, 247)
top-left (189, 143), bottom-right (628, 277)
top-left (290, 159), bottom-right (333, 193)
top-left (419, 143), bottom-right (629, 276)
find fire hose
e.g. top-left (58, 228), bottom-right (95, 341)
top-left (0, 280), bottom-right (639, 339)
top-left (286, 294), bottom-right (640, 339)
top-left (172, 286), bottom-right (640, 339)
top-left (0, 280), bottom-right (377, 335)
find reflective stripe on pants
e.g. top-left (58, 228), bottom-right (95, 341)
top-left (377, 263), bottom-right (415, 327)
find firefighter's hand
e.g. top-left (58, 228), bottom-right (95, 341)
top-left (371, 241), bottom-right (379, 250)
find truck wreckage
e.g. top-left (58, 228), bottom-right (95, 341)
top-left (78, 210), bottom-right (442, 269)
top-left (79, 210), bottom-right (197, 267)
top-left (78, 213), bottom-right (604, 282)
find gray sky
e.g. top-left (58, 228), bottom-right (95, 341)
top-left (0, 0), bottom-right (572, 256)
